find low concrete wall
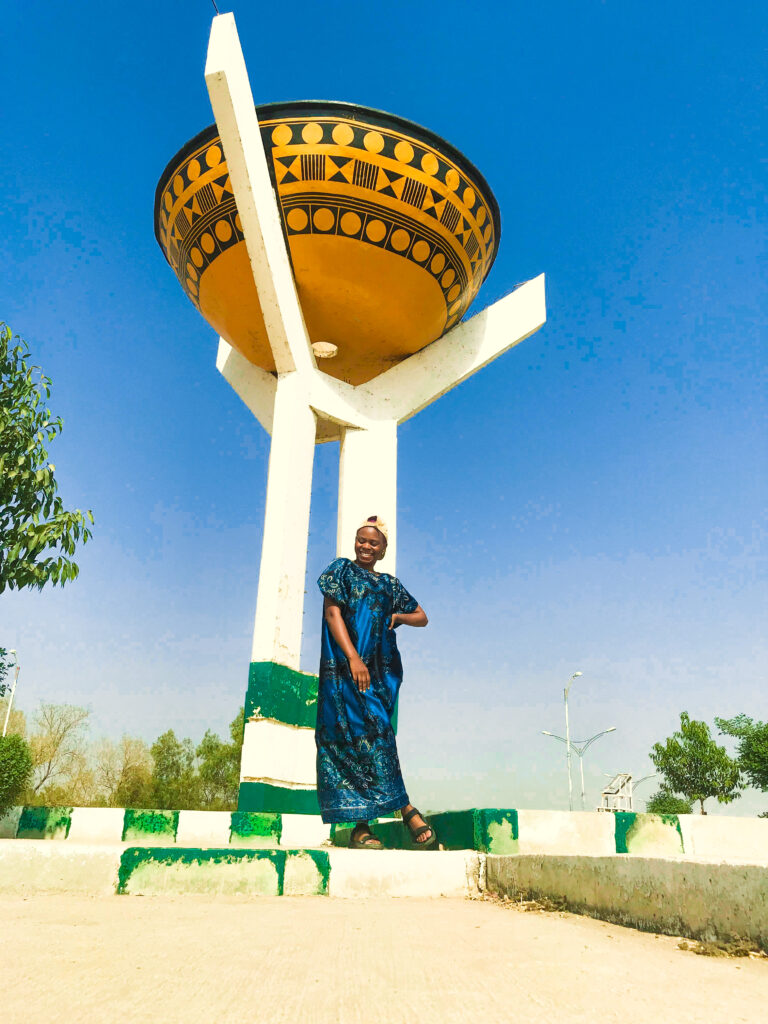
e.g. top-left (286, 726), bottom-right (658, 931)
top-left (485, 854), bottom-right (768, 950)
top-left (679, 814), bottom-right (768, 862)
top-left (2, 806), bottom-right (765, 863)
top-left (0, 839), bottom-right (479, 899)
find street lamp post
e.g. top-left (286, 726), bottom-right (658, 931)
top-left (563, 671), bottom-right (582, 811)
top-left (2, 650), bottom-right (20, 739)
top-left (543, 726), bottom-right (617, 810)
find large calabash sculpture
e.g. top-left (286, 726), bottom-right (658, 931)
top-left (155, 101), bottom-right (500, 385)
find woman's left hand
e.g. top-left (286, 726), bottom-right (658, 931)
top-left (388, 613), bottom-right (401, 630)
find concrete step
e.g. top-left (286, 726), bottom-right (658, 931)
top-left (0, 840), bottom-right (482, 899)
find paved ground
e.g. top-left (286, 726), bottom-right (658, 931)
top-left (1, 895), bottom-right (765, 1023)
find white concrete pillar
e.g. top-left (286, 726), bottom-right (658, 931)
top-left (252, 374), bottom-right (317, 668)
top-left (337, 421), bottom-right (398, 575)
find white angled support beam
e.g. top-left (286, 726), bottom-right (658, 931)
top-left (337, 421), bottom-right (398, 574)
top-left (205, 14), bottom-right (315, 376)
top-left (216, 339), bottom-right (277, 434)
top-left (365, 274), bottom-right (547, 423)
top-left (251, 374), bottom-right (316, 668)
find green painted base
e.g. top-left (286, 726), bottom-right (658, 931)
top-left (246, 661), bottom-right (318, 729)
top-left (238, 781), bottom-right (319, 815)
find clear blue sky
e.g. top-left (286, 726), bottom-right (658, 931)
top-left (1, 1), bottom-right (765, 812)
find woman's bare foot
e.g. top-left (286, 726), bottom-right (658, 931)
top-left (400, 804), bottom-right (434, 844)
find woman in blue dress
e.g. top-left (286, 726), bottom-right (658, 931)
top-left (316, 515), bottom-right (436, 849)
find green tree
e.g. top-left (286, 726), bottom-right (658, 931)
top-left (716, 714), bottom-right (768, 807)
top-left (650, 712), bottom-right (743, 814)
top-left (0, 323), bottom-right (93, 592)
top-left (150, 730), bottom-right (199, 810)
top-left (196, 706), bottom-right (244, 810)
top-left (645, 789), bottom-right (693, 815)
top-left (0, 734), bottom-right (33, 817)
top-left (0, 647), bottom-right (11, 696)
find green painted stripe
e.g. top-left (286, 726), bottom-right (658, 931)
top-left (238, 781), bottom-right (319, 815)
top-left (246, 661), bottom-right (318, 729)
top-left (230, 811), bottom-right (282, 843)
top-left (122, 809), bottom-right (179, 842)
top-left (331, 808), bottom-right (520, 852)
top-left (117, 846), bottom-right (331, 896)
top-left (614, 811), bottom-right (683, 854)
top-left (16, 806), bottom-right (72, 840)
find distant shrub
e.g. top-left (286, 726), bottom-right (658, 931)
top-left (646, 789), bottom-right (693, 815)
top-left (0, 734), bottom-right (33, 816)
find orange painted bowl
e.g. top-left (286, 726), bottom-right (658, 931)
top-left (154, 101), bottom-right (500, 385)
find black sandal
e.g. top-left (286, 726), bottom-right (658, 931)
top-left (349, 824), bottom-right (383, 850)
top-left (402, 807), bottom-right (437, 850)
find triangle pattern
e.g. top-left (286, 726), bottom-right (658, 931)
top-left (186, 196), bottom-right (202, 220)
top-left (275, 156), bottom-right (301, 185)
top-left (326, 156), bottom-right (354, 184)
top-left (422, 188), bottom-right (445, 218)
top-left (210, 174), bottom-right (234, 203)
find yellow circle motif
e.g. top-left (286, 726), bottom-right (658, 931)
top-left (363, 131), bottom-right (384, 154)
top-left (421, 153), bottom-right (439, 176)
top-left (463, 187), bottom-right (476, 210)
top-left (430, 253), bottom-right (445, 274)
top-left (186, 263), bottom-right (198, 281)
top-left (190, 247), bottom-right (203, 267)
top-left (215, 219), bottom-right (233, 242)
top-left (272, 124), bottom-right (293, 146)
top-left (287, 208), bottom-right (309, 232)
top-left (235, 214), bottom-right (242, 232)
top-left (476, 207), bottom-right (486, 226)
top-left (206, 145), bottom-right (222, 168)
top-left (445, 169), bottom-right (460, 191)
top-left (332, 123), bottom-right (355, 147)
top-left (340, 212), bottom-right (362, 235)
top-left (313, 208), bottom-right (335, 232)
top-left (164, 192), bottom-right (172, 211)
top-left (187, 159), bottom-right (201, 181)
top-left (441, 269), bottom-right (455, 288)
top-left (186, 278), bottom-right (198, 295)
top-left (411, 240), bottom-right (430, 263)
top-left (302, 122), bottom-right (324, 145)
top-left (173, 174), bottom-right (184, 196)
top-left (365, 219), bottom-right (387, 242)
top-left (394, 141), bottom-right (414, 164)
top-left (201, 232), bottom-right (215, 254)
top-left (449, 300), bottom-right (462, 316)
top-left (483, 225), bottom-right (492, 243)
top-left (447, 284), bottom-right (461, 302)
top-left (390, 228), bottom-right (411, 251)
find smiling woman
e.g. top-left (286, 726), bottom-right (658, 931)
top-left (315, 516), bottom-right (436, 850)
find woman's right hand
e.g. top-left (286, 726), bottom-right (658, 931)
top-left (349, 655), bottom-right (370, 693)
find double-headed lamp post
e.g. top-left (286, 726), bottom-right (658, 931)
top-left (563, 671), bottom-right (582, 811)
top-left (2, 649), bottom-right (20, 739)
top-left (543, 726), bottom-right (617, 811)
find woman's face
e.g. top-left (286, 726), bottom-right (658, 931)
top-left (355, 526), bottom-right (386, 567)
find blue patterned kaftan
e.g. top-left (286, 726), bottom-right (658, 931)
top-left (316, 557), bottom-right (419, 824)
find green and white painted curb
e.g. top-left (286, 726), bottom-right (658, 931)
top-left (238, 661), bottom-right (319, 814)
top-left (0, 807), bottom-right (332, 848)
top-left (0, 842), bottom-right (480, 899)
top-left (2, 805), bottom-right (766, 861)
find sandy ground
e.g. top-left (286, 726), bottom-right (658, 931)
top-left (1, 895), bottom-right (765, 1023)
